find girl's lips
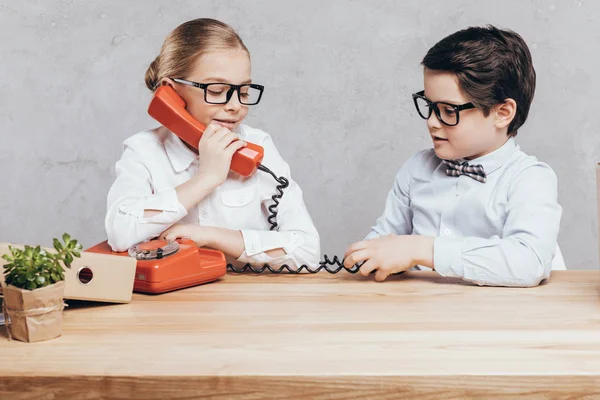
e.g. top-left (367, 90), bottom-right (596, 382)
top-left (213, 120), bottom-right (237, 130)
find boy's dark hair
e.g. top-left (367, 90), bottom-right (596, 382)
top-left (421, 25), bottom-right (535, 136)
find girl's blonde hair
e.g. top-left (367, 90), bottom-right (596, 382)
top-left (145, 18), bottom-right (249, 91)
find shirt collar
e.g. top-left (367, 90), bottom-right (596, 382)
top-left (164, 129), bottom-right (198, 173)
top-left (455, 137), bottom-right (518, 176)
top-left (163, 124), bottom-right (247, 173)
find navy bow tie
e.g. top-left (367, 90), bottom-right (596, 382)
top-left (442, 159), bottom-right (487, 183)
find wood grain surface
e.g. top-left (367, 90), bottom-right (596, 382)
top-left (2, 271), bottom-right (600, 399)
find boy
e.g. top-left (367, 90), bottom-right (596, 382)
top-left (344, 25), bottom-right (562, 287)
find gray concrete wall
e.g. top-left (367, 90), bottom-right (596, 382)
top-left (1, 0), bottom-right (599, 269)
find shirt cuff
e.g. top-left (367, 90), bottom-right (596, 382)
top-left (117, 187), bottom-right (187, 224)
top-left (240, 230), bottom-right (300, 256)
top-left (364, 231), bottom-right (381, 241)
top-left (433, 236), bottom-right (464, 277)
top-left (236, 250), bottom-right (275, 265)
top-left (236, 249), bottom-right (295, 268)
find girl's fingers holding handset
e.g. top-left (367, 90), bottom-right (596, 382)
top-left (202, 123), bottom-right (220, 140)
top-left (225, 139), bottom-right (247, 156)
top-left (207, 127), bottom-right (238, 150)
top-left (200, 126), bottom-right (231, 150)
top-left (197, 123), bottom-right (221, 149)
top-left (210, 126), bottom-right (231, 141)
top-left (220, 130), bottom-right (239, 144)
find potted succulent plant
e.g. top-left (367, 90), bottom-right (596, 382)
top-left (1, 233), bottom-right (82, 342)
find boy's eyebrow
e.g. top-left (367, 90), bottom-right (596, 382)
top-left (423, 91), bottom-right (467, 105)
top-left (439, 99), bottom-right (466, 105)
top-left (432, 97), bottom-right (468, 105)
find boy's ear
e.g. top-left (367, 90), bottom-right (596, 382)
top-left (494, 98), bottom-right (517, 130)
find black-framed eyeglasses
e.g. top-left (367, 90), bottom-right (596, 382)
top-left (412, 90), bottom-right (475, 126)
top-left (172, 78), bottom-right (264, 105)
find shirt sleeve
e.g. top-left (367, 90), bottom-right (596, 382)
top-left (234, 135), bottom-right (320, 269)
top-left (105, 145), bottom-right (188, 252)
top-left (433, 163), bottom-right (562, 287)
top-left (364, 151), bottom-right (430, 240)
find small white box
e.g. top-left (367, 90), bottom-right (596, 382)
top-left (0, 243), bottom-right (136, 303)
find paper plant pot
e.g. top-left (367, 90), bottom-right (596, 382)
top-left (1, 281), bottom-right (65, 342)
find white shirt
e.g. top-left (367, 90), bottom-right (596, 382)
top-left (105, 124), bottom-right (320, 269)
top-left (365, 138), bottom-right (562, 287)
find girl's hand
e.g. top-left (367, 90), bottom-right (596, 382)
top-left (160, 224), bottom-right (211, 248)
top-left (160, 225), bottom-right (245, 259)
top-left (196, 123), bottom-right (247, 187)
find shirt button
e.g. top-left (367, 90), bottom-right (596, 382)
top-left (237, 195), bottom-right (245, 203)
top-left (443, 229), bottom-right (452, 236)
top-left (201, 210), bottom-right (208, 218)
top-left (456, 192), bottom-right (461, 197)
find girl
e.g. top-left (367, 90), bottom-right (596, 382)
top-left (105, 18), bottom-right (320, 269)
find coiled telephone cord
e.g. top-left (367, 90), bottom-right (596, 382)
top-left (226, 164), bottom-right (360, 274)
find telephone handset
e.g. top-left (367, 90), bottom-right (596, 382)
top-left (148, 85), bottom-right (264, 177)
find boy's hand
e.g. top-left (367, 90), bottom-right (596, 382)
top-left (160, 224), bottom-right (211, 247)
top-left (343, 235), bottom-right (434, 282)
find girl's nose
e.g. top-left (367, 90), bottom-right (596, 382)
top-left (224, 89), bottom-right (242, 112)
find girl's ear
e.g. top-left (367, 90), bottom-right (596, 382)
top-left (159, 77), bottom-right (176, 87)
top-left (494, 98), bottom-right (517, 131)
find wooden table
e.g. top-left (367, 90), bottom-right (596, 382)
top-left (2, 271), bottom-right (600, 399)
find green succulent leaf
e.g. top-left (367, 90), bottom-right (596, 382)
top-left (5, 233), bottom-right (82, 290)
top-left (64, 253), bottom-right (73, 268)
top-left (53, 238), bottom-right (63, 252)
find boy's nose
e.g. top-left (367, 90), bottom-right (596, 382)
top-left (427, 111), bottom-right (443, 130)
